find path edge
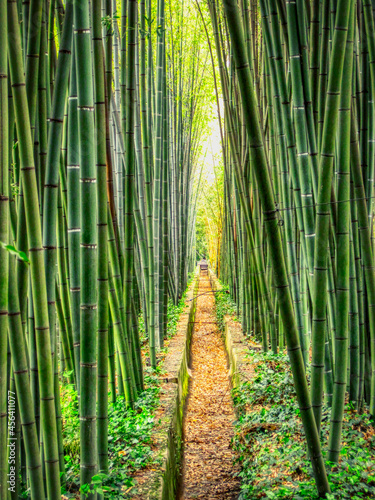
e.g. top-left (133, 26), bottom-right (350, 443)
top-left (137, 268), bottom-right (199, 500)
top-left (208, 268), bottom-right (254, 396)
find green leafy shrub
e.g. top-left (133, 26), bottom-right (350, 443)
top-left (61, 368), bottom-right (162, 498)
top-left (214, 284), bottom-right (237, 331)
top-left (61, 275), bottom-right (196, 498)
top-left (233, 351), bottom-right (375, 499)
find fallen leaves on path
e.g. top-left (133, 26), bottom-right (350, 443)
top-left (180, 272), bottom-right (240, 500)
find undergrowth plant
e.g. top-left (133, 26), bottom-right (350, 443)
top-left (213, 278), bottom-right (375, 499)
top-left (214, 284), bottom-right (237, 332)
top-left (60, 276), bottom-right (195, 498)
top-left (232, 351), bottom-right (375, 500)
top-left (61, 368), bottom-right (162, 499)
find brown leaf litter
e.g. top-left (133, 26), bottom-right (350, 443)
top-left (179, 272), bottom-right (241, 500)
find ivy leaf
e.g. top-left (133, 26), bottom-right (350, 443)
top-left (91, 473), bottom-right (108, 482)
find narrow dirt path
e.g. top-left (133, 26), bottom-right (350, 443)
top-left (180, 271), bottom-right (240, 500)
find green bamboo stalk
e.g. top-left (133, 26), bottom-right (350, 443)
top-left (309, 0), bottom-right (320, 129)
top-left (162, 59), bottom-right (169, 345)
top-left (28, 277), bottom-right (41, 445)
top-left (121, 0), bottom-right (127, 140)
top-left (57, 184), bottom-right (75, 373)
top-left (140, 0), bottom-right (156, 356)
top-left (92, 0), bottom-right (109, 475)
top-left (8, 0), bottom-right (61, 496)
top-left (67, 39), bottom-right (81, 391)
top-left (8, 369), bottom-right (21, 500)
top-left (55, 279), bottom-right (73, 383)
top-left (74, 0), bottom-right (98, 494)
top-left (108, 311), bottom-right (116, 403)
top-left (48, 0), bottom-right (57, 96)
top-left (317, 0), bottom-right (329, 153)
top-left (310, 0), bottom-right (352, 433)
top-left (38, 7), bottom-right (48, 220)
top-left (0, 0), bottom-right (8, 493)
top-left (220, 0), bottom-right (330, 494)
top-left (263, 39), bottom-right (306, 360)
top-left (22, 0), bottom-right (30, 59)
top-left (350, 110), bottom-right (375, 415)
top-left (25, 0), bottom-right (43, 135)
top-left (327, 2), bottom-right (354, 460)
top-left (57, 189), bottom-right (75, 382)
top-left (153, 0), bottom-right (166, 351)
top-left (42, 0), bottom-right (74, 404)
top-left (123, 0), bottom-right (140, 386)
top-left (108, 261), bottom-right (134, 406)
top-left (349, 238), bottom-right (360, 405)
top-left (7, 254), bottom-right (45, 499)
top-left (350, 186), bottom-right (366, 407)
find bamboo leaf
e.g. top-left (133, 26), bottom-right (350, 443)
top-left (0, 241), bottom-right (29, 264)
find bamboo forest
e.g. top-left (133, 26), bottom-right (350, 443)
top-left (2, 0), bottom-right (375, 498)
